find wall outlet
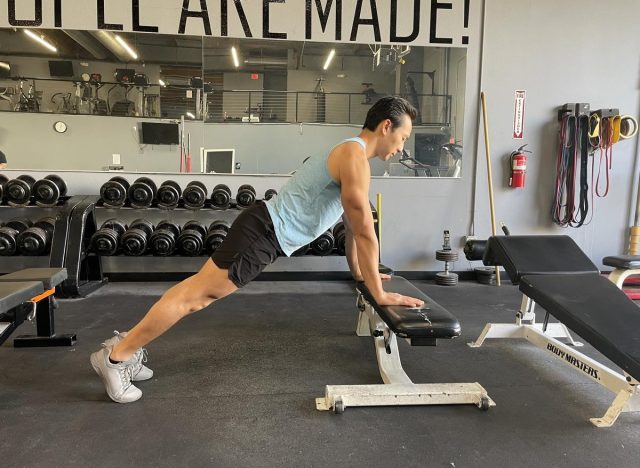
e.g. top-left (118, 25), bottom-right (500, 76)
top-left (112, 154), bottom-right (121, 165)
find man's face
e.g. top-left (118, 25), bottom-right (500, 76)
top-left (379, 114), bottom-right (412, 161)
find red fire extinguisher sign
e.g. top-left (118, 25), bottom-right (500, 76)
top-left (513, 90), bottom-right (526, 139)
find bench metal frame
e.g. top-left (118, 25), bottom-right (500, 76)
top-left (469, 294), bottom-right (640, 427)
top-left (608, 268), bottom-right (640, 289)
top-left (316, 293), bottom-right (495, 413)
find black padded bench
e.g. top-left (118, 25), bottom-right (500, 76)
top-left (0, 268), bottom-right (75, 347)
top-left (470, 235), bottom-right (640, 427)
top-left (316, 276), bottom-right (493, 413)
top-left (356, 276), bottom-right (461, 345)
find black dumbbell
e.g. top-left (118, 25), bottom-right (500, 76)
top-left (5, 175), bottom-right (36, 206)
top-left (292, 244), bottom-right (310, 256)
top-left (156, 180), bottom-right (182, 209)
top-left (17, 217), bottom-right (56, 255)
top-left (100, 176), bottom-right (130, 208)
top-left (463, 239), bottom-right (487, 261)
top-left (90, 219), bottom-right (128, 256)
top-left (211, 184), bottom-right (232, 209)
top-left (236, 184), bottom-right (256, 208)
top-left (120, 219), bottom-right (155, 256)
top-left (150, 220), bottom-right (181, 256)
top-left (310, 230), bottom-right (335, 256)
top-left (0, 174), bottom-right (9, 201)
top-left (333, 222), bottom-right (346, 256)
top-left (33, 174), bottom-right (68, 207)
top-left (128, 177), bottom-right (157, 209)
top-left (264, 188), bottom-right (278, 201)
top-left (205, 220), bottom-right (230, 255)
top-left (0, 219), bottom-right (32, 256)
top-left (177, 220), bottom-right (207, 256)
top-left (183, 181), bottom-right (208, 210)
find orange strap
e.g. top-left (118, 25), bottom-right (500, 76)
top-left (30, 288), bottom-right (55, 303)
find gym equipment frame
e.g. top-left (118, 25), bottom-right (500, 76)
top-left (316, 277), bottom-right (494, 413)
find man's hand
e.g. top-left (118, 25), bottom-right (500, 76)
top-left (374, 291), bottom-right (425, 308)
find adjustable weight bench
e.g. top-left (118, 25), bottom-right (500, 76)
top-left (469, 236), bottom-right (640, 427)
top-left (316, 276), bottom-right (494, 413)
top-left (0, 268), bottom-right (75, 347)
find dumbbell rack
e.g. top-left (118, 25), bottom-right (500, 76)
top-left (92, 196), bottom-right (247, 281)
top-left (91, 207), bottom-right (370, 281)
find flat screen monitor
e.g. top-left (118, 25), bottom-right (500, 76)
top-left (139, 122), bottom-right (180, 145)
top-left (48, 60), bottom-right (74, 77)
top-left (0, 61), bottom-right (11, 79)
top-left (201, 149), bottom-right (235, 174)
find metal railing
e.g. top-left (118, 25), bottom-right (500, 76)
top-left (0, 77), bottom-right (451, 126)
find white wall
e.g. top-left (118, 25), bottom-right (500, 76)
top-left (471, 0), bottom-right (640, 270)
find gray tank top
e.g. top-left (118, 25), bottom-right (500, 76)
top-left (265, 137), bottom-right (366, 256)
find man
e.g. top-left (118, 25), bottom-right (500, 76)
top-left (91, 96), bottom-right (425, 403)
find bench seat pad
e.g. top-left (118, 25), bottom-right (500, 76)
top-left (483, 236), bottom-right (599, 284)
top-left (0, 268), bottom-right (67, 290)
top-left (0, 281), bottom-right (45, 312)
top-left (603, 255), bottom-right (640, 270)
top-left (357, 276), bottom-right (461, 339)
top-left (520, 273), bottom-right (640, 382)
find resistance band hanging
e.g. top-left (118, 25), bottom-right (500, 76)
top-left (589, 108), bottom-right (619, 198)
top-left (553, 105), bottom-right (637, 228)
top-left (552, 103), bottom-right (590, 227)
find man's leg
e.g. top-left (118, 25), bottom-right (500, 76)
top-left (90, 258), bottom-right (238, 403)
top-left (111, 258), bottom-right (238, 362)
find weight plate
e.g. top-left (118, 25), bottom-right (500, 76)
top-left (436, 249), bottom-right (459, 262)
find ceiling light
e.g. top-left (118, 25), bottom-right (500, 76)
top-left (323, 49), bottom-right (335, 70)
top-left (243, 58), bottom-right (288, 66)
top-left (231, 47), bottom-right (240, 68)
top-left (24, 29), bottom-right (57, 53)
top-left (186, 112), bottom-right (195, 119)
top-left (115, 34), bottom-right (138, 60)
top-left (158, 79), bottom-right (166, 87)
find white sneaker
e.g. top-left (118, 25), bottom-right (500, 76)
top-left (102, 331), bottom-right (154, 381)
top-left (90, 346), bottom-right (142, 403)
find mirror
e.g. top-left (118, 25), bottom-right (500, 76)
top-left (0, 28), bottom-right (466, 176)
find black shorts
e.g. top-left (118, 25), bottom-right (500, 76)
top-left (211, 201), bottom-right (284, 287)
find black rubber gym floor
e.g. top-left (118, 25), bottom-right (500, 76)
top-left (1, 280), bottom-right (639, 467)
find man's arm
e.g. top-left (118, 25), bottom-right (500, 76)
top-left (342, 214), bottom-right (362, 281)
top-left (339, 149), bottom-right (423, 307)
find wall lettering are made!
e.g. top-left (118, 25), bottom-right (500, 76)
top-left (3, 0), bottom-right (472, 46)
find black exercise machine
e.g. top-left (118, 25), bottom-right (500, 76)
top-left (469, 235), bottom-right (640, 427)
top-left (316, 275), bottom-right (494, 413)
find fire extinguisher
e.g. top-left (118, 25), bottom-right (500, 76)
top-left (509, 144), bottom-right (531, 188)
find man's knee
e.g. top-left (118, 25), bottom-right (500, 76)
top-left (184, 260), bottom-right (237, 310)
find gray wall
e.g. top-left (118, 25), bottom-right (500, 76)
top-left (471, 0), bottom-right (640, 271)
top-left (0, 112), bottom-right (370, 174)
top-left (1, 0), bottom-right (639, 274)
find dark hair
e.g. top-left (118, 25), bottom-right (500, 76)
top-left (362, 96), bottom-right (417, 131)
